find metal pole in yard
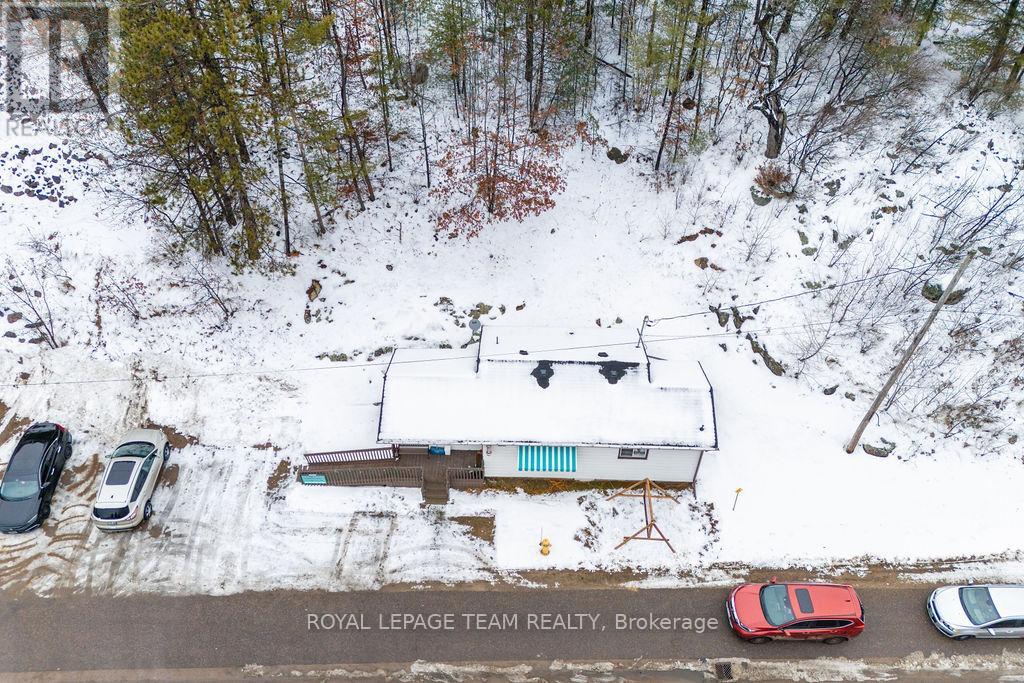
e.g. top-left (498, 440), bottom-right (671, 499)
top-left (844, 252), bottom-right (974, 454)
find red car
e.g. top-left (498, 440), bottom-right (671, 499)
top-left (727, 579), bottom-right (865, 644)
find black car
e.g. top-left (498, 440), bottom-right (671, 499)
top-left (0, 422), bottom-right (72, 533)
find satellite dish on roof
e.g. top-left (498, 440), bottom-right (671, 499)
top-left (469, 318), bottom-right (482, 332)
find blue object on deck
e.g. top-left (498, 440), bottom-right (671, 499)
top-left (299, 472), bottom-right (328, 485)
top-left (427, 445), bottom-right (446, 455)
top-left (517, 445), bottom-right (577, 472)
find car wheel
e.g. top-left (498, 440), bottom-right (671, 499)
top-left (143, 500), bottom-right (153, 521)
top-left (163, 443), bottom-right (171, 463)
top-left (823, 636), bottom-right (848, 645)
top-left (952, 634), bottom-right (974, 641)
top-left (40, 502), bottom-right (51, 520)
top-left (747, 636), bottom-right (772, 644)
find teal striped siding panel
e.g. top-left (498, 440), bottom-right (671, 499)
top-left (517, 445), bottom-right (576, 472)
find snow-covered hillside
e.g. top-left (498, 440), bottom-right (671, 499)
top-left (1, 42), bottom-right (1023, 594)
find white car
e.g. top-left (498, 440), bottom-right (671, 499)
top-left (928, 585), bottom-right (1024, 640)
top-left (91, 429), bottom-right (171, 531)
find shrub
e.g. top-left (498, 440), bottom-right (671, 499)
top-left (754, 162), bottom-right (795, 198)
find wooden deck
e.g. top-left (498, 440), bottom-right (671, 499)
top-left (397, 448), bottom-right (481, 504)
top-left (298, 447), bottom-right (482, 504)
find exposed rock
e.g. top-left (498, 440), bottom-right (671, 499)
top-left (468, 302), bottom-right (492, 319)
top-left (750, 186), bottom-right (772, 206)
top-left (6, 312), bottom-right (22, 324)
top-left (694, 257), bottom-right (710, 269)
top-left (823, 384), bottom-right (839, 395)
top-left (844, 392), bottom-right (856, 401)
top-left (746, 334), bottom-right (785, 376)
top-left (315, 352), bottom-right (349, 362)
top-left (921, 281), bottom-right (968, 305)
top-left (2, 331), bottom-right (15, 338)
top-left (862, 438), bottom-right (896, 458)
top-left (606, 147), bottom-right (629, 164)
top-left (306, 279), bottom-right (322, 301)
top-left (676, 227), bottom-right (720, 244)
top-left (731, 306), bottom-right (753, 330)
top-left (709, 305), bottom-right (730, 328)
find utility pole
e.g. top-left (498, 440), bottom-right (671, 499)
top-left (844, 252), bottom-right (974, 454)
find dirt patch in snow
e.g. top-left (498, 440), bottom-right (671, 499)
top-left (266, 459), bottom-right (295, 501)
top-left (0, 411), bottom-right (31, 448)
top-left (517, 567), bottom-right (651, 588)
top-left (158, 463), bottom-right (180, 488)
top-left (61, 453), bottom-right (102, 492)
top-left (451, 515), bottom-right (495, 544)
top-left (142, 421), bottom-right (199, 450)
top-left (266, 458), bottom-right (294, 501)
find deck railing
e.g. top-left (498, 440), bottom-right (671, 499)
top-left (298, 465), bottom-right (423, 488)
top-left (446, 466), bottom-right (486, 489)
top-left (303, 445), bottom-right (398, 465)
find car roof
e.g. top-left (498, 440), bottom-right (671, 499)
top-left (9, 440), bottom-right (47, 467)
top-left (784, 583), bottom-right (860, 618)
top-left (19, 424), bottom-right (58, 446)
top-left (986, 585), bottom-right (1024, 617)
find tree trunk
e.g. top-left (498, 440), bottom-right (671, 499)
top-left (685, 0), bottom-right (712, 81)
top-left (970, 0), bottom-right (1020, 100)
top-left (1007, 43), bottom-right (1024, 85)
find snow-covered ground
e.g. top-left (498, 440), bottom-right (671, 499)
top-left (1, 69), bottom-right (1023, 595)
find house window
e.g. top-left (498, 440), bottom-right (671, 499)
top-left (618, 447), bottom-right (649, 459)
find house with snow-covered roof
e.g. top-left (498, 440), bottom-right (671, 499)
top-left (376, 326), bottom-right (718, 484)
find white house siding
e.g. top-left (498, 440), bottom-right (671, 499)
top-left (482, 445), bottom-right (702, 483)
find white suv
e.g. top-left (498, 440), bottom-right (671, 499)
top-left (91, 429), bottom-right (171, 531)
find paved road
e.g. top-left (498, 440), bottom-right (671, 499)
top-left (0, 586), bottom-right (1020, 673)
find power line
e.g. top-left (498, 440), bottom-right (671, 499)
top-left (645, 258), bottom-right (949, 325)
top-left (14, 303), bottom-right (1016, 389)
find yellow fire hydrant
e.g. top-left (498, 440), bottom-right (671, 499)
top-left (539, 538), bottom-right (551, 556)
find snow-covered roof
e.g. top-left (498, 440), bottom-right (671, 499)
top-left (478, 326), bottom-right (649, 365)
top-left (377, 326), bottom-right (717, 449)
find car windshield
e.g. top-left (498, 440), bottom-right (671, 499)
top-left (0, 442), bottom-right (44, 501)
top-left (112, 441), bottom-right (155, 458)
top-left (760, 584), bottom-right (796, 626)
top-left (105, 460), bottom-right (137, 486)
top-left (960, 587), bottom-right (1000, 625)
